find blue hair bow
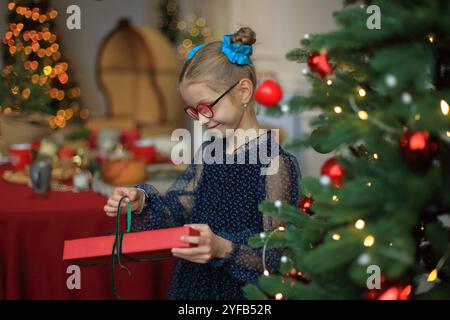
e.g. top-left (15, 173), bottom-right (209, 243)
top-left (187, 34), bottom-right (253, 65)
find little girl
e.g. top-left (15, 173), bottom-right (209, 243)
top-left (104, 27), bottom-right (302, 300)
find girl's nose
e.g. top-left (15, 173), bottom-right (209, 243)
top-left (198, 114), bottom-right (210, 126)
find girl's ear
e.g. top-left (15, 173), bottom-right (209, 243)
top-left (238, 78), bottom-right (254, 104)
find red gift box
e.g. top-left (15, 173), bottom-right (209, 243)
top-left (63, 226), bottom-right (199, 265)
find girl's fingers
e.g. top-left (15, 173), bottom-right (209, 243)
top-left (107, 198), bottom-right (128, 208)
top-left (104, 205), bottom-right (118, 213)
top-left (112, 193), bottom-right (130, 202)
top-left (180, 236), bottom-right (200, 244)
top-left (104, 205), bottom-right (117, 217)
top-left (172, 246), bottom-right (207, 255)
top-left (172, 252), bottom-right (211, 264)
top-left (107, 199), bottom-right (119, 208)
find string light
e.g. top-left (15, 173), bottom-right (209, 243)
top-left (440, 99), bottom-right (449, 115)
top-left (196, 18), bottom-right (206, 27)
top-left (334, 106), bottom-right (343, 114)
top-left (415, 114), bottom-right (421, 120)
top-left (261, 205), bottom-right (285, 275)
top-left (427, 269), bottom-right (438, 282)
top-left (358, 110), bottom-right (368, 120)
top-left (332, 195), bottom-right (339, 202)
top-left (355, 219), bottom-right (365, 230)
top-left (358, 88), bottom-right (366, 97)
top-left (43, 66), bottom-right (52, 76)
top-left (363, 235), bottom-right (375, 247)
top-left (373, 153), bottom-right (379, 160)
top-left (326, 80), bottom-right (333, 85)
top-left (332, 233), bottom-right (341, 240)
top-left (427, 34), bottom-right (435, 43)
top-left (275, 293), bottom-right (283, 300)
top-left (366, 182), bottom-right (372, 187)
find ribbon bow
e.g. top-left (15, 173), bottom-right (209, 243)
top-left (187, 34), bottom-right (253, 65)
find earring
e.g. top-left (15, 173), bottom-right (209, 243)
top-left (243, 103), bottom-right (248, 109)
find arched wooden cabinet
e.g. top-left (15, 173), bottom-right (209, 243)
top-left (87, 19), bottom-right (185, 136)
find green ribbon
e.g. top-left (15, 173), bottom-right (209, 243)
top-left (111, 195), bottom-right (133, 299)
top-left (110, 195), bottom-right (173, 300)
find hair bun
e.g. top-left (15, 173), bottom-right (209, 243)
top-left (231, 27), bottom-right (256, 46)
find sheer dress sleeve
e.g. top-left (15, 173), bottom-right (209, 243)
top-left (130, 145), bottom-right (205, 231)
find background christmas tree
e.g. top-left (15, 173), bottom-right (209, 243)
top-left (157, 0), bottom-right (213, 60)
top-left (0, 0), bottom-right (85, 129)
top-left (244, 0), bottom-right (450, 299)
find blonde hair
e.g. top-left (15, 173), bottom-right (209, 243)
top-left (178, 27), bottom-right (258, 108)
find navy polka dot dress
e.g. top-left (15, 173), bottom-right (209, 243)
top-left (131, 130), bottom-right (302, 300)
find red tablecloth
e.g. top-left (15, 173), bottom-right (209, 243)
top-left (0, 164), bottom-right (174, 300)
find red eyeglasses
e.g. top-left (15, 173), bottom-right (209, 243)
top-left (184, 81), bottom-right (240, 120)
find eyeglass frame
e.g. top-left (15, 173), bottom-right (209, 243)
top-left (184, 80), bottom-right (240, 120)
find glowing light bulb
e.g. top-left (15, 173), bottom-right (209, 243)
top-left (334, 106), bottom-right (342, 114)
top-left (358, 111), bottom-right (368, 120)
top-left (332, 233), bottom-right (341, 241)
top-left (275, 293), bottom-right (283, 300)
top-left (355, 219), bottom-right (365, 230)
top-left (441, 99), bottom-right (449, 115)
top-left (427, 269), bottom-right (438, 282)
top-left (363, 235), bottom-right (375, 247)
top-left (43, 66), bottom-right (52, 76)
top-left (358, 88), bottom-right (366, 97)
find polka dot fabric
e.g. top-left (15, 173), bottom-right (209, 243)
top-left (131, 131), bottom-right (302, 299)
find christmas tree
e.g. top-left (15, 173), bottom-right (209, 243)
top-left (244, 0), bottom-right (450, 299)
top-left (157, 0), bottom-right (180, 45)
top-left (0, 0), bottom-right (85, 129)
top-left (157, 0), bottom-right (213, 60)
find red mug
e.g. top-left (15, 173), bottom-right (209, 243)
top-left (132, 140), bottom-right (156, 164)
top-left (10, 143), bottom-right (33, 171)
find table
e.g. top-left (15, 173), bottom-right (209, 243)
top-left (0, 164), bottom-right (175, 300)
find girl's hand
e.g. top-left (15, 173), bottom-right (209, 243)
top-left (172, 224), bottom-right (232, 264)
top-left (104, 187), bottom-right (145, 217)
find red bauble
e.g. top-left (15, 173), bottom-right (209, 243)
top-left (255, 79), bottom-right (283, 107)
top-left (321, 158), bottom-right (345, 187)
top-left (298, 197), bottom-right (314, 215)
top-left (307, 52), bottom-right (333, 79)
top-left (399, 129), bottom-right (439, 172)
top-left (284, 268), bottom-right (310, 284)
top-left (367, 284), bottom-right (412, 300)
